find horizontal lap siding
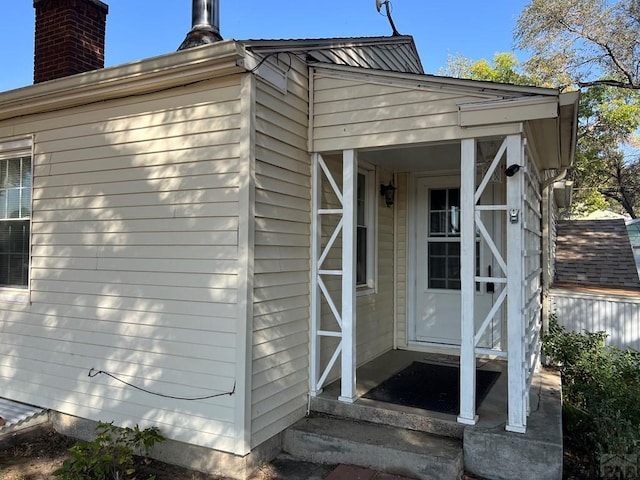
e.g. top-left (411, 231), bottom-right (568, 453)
top-left (0, 78), bottom-right (243, 452)
top-left (251, 59), bottom-right (311, 448)
top-left (312, 75), bottom-right (488, 152)
top-left (357, 166), bottom-right (394, 361)
top-left (395, 173), bottom-right (409, 347)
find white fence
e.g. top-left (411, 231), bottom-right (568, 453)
top-left (550, 288), bottom-right (640, 351)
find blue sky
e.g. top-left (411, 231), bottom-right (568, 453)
top-left (0, 1), bottom-right (530, 92)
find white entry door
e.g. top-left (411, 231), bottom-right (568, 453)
top-left (413, 176), bottom-right (500, 346)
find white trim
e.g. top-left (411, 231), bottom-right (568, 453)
top-left (407, 174), bottom-right (417, 343)
top-left (312, 153), bottom-right (349, 397)
top-left (0, 289), bottom-right (29, 304)
top-left (0, 137), bottom-right (33, 159)
top-left (550, 288), bottom-right (640, 303)
top-left (307, 68), bottom-right (315, 155)
top-left (0, 136), bottom-right (33, 302)
top-left (505, 134), bottom-right (527, 434)
top-left (458, 96), bottom-right (560, 127)
top-left (458, 138), bottom-right (478, 425)
top-left (340, 149), bottom-right (358, 403)
top-left (310, 154), bottom-right (322, 397)
top-left (393, 172), bottom-right (399, 349)
top-left (407, 173), bottom-right (461, 344)
top-left (311, 64), bottom-right (560, 97)
top-left (234, 73), bottom-right (256, 456)
top-left (356, 164), bottom-right (377, 292)
top-left (405, 341), bottom-right (460, 355)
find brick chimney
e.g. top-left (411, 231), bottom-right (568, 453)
top-left (33, 0), bottom-right (109, 84)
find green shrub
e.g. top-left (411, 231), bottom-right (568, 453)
top-left (543, 318), bottom-right (640, 456)
top-left (53, 421), bottom-right (165, 480)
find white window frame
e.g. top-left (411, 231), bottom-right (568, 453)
top-left (356, 165), bottom-right (376, 295)
top-left (0, 137), bottom-right (33, 304)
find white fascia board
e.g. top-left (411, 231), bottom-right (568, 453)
top-left (241, 35), bottom-right (416, 52)
top-left (559, 91), bottom-right (580, 107)
top-left (312, 63), bottom-right (558, 97)
top-left (0, 40), bottom-right (245, 122)
top-left (558, 91), bottom-right (580, 169)
top-left (458, 96), bottom-right (559, 127)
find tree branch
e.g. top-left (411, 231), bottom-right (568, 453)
top-left (578, 79), bottom-right (640, 89)
top-left (556, 17), bottom-right (637, 87)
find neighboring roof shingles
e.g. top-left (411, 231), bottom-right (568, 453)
top-left (554, 219), bottom-right (640, 289)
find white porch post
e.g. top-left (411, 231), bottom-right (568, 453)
top-left (458, 138), bottom-right (478, 425)
top-left (310, 153), bottom-right (322, 397)
top-left (340, 149), bottom-right (357, 403)
top-left (505, 134), bottom-right (527, 433)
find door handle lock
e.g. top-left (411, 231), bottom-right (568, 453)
top-left (487, 265), bottom-right (494, 293)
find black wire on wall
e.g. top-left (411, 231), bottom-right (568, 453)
top-left (88, 368), bottom-right (235, 401)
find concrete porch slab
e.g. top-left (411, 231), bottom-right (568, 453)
top-left (312, 349), bottom-right (506, 440)
top-left (311, 350), bottom-right (563, 480)
top-left (463, 368), bottom-right (563, 480)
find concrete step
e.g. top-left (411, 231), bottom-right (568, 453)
top-left (283, 415), bottom-right (463, 480)
top-left (310, 396), bottom-right (465, 439)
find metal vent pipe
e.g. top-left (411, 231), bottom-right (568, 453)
top-left (178, 0), bottom-right (222, 50)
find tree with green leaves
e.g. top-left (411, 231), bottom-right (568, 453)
top-left (514, 0), bottom-right (640, 218)
top-left (515, 0), bottom-right (640, 90)
top-left (443, 1), bottom-right (640, 218)
top-left (574, 86), bottom-right (640, 217)
top-left (441, 52), bottom-right (534, 85)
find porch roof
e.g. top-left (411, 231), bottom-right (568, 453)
top-left (311, 63), bottom-right (580, 171)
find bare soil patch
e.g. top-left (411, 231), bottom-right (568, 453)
top-left (0, 429), bottom-right (224, 480)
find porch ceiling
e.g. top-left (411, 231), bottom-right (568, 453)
top-left (360, 142), bottom-right (461, 172)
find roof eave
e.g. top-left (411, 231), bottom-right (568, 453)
top-left (0, 40), bottom-right (245, 123)
top-left (240, 35), bottom-right (417, 52)
top-left (312, 62), bottom-right (560, 97)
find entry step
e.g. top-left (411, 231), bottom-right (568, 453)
top-left (283, 415), bottom-right (463, 480)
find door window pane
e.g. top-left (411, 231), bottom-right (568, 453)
top-left (427, 188), bottom-right (463, 290)
top-left (428, 241), bottom-right (461, 290)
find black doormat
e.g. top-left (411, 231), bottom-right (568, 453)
top-left (362, 362), bottom-right (500, 415)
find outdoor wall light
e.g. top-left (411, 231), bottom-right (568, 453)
top-left (380, 181), bottom-right (397, 207)
top-left (505, 164), bottom-right (522, 177)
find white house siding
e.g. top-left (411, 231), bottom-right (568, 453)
top-left (0, 77), bottom-right (243, 452)
top-left (523, 154), bottom-right (543, 386)
top-left (311, 73), bottom-right (497, 153)
top-left (359, 168), bottom-right (395, 362)
top-left (250, 58), bottom-right (311, 448)
top-left (551, 289), bottom-right (640, 351)
top-left (394, 173), bottom-right (409, 348)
